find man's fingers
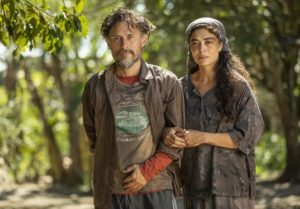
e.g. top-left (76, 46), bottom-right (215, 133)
top-left (123, 164), bottom-right (137, 174)
top-left (123, 181), bottom-right (143, 192)
top-left (174, 127), bottom-right (186, 133)
top-left (164, 132), bottom-right (187, 148)
top-left (123, 174), bottom-right (134, 184)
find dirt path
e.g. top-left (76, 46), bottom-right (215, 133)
top-left (0, 184), bottom-right (93, 209)
top-left (0, 182), bottom-right (300, 209)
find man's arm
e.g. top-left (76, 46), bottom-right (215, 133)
top-left (158, 77), bottom-right (185, 159)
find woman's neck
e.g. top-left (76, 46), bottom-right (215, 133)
top-left (192, 67), bottom-right (217, 85)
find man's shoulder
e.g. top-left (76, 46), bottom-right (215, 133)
top-left (144, 62), bottom-right (178, 80)
top-left (86, 66), bottom-right (110, 84)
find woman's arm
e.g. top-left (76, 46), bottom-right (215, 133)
top-left (184, 130), bottom-right (237, 149)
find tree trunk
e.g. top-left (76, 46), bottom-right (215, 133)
top-left (269, 48), bottom-right (300, 183)
top-left (4, 59), bottom-right (18, 100)
top-left (23, 64), bottom-right (66, 183)
top-left (66, 111), bottom-right (83, 184)
top-left (42, 55), bottom-right (83, 185)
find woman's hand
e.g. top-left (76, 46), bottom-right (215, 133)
top-left (184, 130), bottom-right (206, 147)
top-left (163, 127), bottom-right (188, 148)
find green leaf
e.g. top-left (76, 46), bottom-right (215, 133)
top-left (65, 20), bottom-right (73, 33)
top-left (73, 15), bottom-right (81, 32)
top-left (12, 48), bottom-right (19, 57)
top-left (0, 31), bottom-right (10, 46)
top-left (78, 15), bottom-right (88, 36)
top-left (75, 0), bottom-right (85, 13)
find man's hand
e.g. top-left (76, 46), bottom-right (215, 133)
top-left (122, 164), bottom-right (147, 193)
top-left (163, 127), bottom-right (188, 148)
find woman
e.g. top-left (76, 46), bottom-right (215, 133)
top-left (164, 17), bottom-right (264, 209)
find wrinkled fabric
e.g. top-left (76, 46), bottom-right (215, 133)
top-left (112, 79), bottom-right (172, 194)
top-left (111, 190), bottom-right (177, 209)
top-left (186, 17), bottom-right (230, 74)
top-left (82, 60), bottom-right (185, 209)
top-left (180, 73), bottom-right (264, 199)
top-left (185, 196), bottom-right (254, 209)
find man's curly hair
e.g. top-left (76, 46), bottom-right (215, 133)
top-left (101, 8), bottom-right (155, 37)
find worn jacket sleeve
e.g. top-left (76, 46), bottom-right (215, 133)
top-left (81, 76), bottom-right (97, 153)
top-left (158, 76), bottom-right (185, 160)
top-left (229, 81), bottom-right (264, 155)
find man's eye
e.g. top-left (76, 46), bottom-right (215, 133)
top-left (128, 34), bottom-right (135, 40)
top-left (113, 37), bottom-right (120, 41)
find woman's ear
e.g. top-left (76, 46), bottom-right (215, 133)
top-left (219, 42), bottom-right (223, 52)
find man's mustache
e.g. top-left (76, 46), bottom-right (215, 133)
top-left (117, 49), bottom-right (134, 56)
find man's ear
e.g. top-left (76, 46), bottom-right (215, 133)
top-left (141, 34), bottom-right (148, 48)
top-left (105, 37), bottom-right (111, 49)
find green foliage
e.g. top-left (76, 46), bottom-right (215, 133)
top-left (0, 0), bottom-right (87, 55)
top-left (0, 103), bottom-right (23, 177)
top-left (256, 132), bottom-right (286, 175)
top-left (0, 84), bottom-right (50, 182)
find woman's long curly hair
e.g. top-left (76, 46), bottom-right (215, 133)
top-left (215, 51), bottom-right (255, 119)
top-left (188, 26), bottom-right (255, 119)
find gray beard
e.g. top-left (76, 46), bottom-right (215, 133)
top-left (116, 56), bottom-right (139, 69)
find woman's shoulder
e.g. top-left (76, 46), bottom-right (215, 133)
top-left (232, 71), bottom-right (252, 93)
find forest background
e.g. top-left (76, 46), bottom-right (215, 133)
top-left (0, 0), bottom-right (299, 208)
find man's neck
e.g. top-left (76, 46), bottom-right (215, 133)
top-left (115, 59), bottom-right (142, 77)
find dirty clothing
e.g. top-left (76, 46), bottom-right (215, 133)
top-left (185, 196), bottom-right (254, 209)
top-left (180, 74), bottom-right (264, 202)
top-left (112, 78), bottom-right (172, 194)
top-left (111, 190), bottom-right (177, 209)
top-left (82, 60), bottom-right (185, 209)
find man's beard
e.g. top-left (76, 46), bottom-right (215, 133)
top-left (115, 49), bottom-right (140, 69)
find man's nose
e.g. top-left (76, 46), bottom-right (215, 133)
top-left (120, 38), bottom-right (129, 48)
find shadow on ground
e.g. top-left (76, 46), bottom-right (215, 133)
top-left (255, 180), bottom-right (300, 209)
top-left (0, 181), bottom-right (299, 209)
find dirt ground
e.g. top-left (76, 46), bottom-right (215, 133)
top-left (0, 181), bottom-right (299, 209)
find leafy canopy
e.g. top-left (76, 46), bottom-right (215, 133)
top-left (0, 0), bottom-right (87, 55)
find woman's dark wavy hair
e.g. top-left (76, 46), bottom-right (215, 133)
top-left (188, 26), bottom-right (255, 119)
top-left (101, 8), bottom-right (155, 37)
top-left (216, 51), bottom-right (255, 119)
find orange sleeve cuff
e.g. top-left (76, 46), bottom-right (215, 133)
top-left (139, 152), bottom-right (173, 182)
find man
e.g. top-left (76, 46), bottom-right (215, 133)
top-left (82, 8), bottom-right (184, 209)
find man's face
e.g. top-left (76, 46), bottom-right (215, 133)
top-left (106, 21), bottom-right (148, 69)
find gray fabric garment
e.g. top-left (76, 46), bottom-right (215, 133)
top-left (185, 17), bottom-right (230, 74)
top-left (185, 196), bottom-right (254, 209)
top-left (110, 190), bottom-right (177, 209)
top-left (180, 73), bottom-right (264, 198)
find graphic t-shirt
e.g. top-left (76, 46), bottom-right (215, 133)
top-left (112, 77), bottom-right (172, 194)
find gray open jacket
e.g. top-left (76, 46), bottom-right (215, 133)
top-left (81, 60), bottom-right (185, 209)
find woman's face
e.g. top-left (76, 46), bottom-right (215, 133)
top-left (189, 28), bottom-right (223, 70)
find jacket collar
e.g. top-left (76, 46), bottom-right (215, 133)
top-left (103, 59), bottom-right (154, 83)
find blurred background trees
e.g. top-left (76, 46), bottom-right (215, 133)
top-left (0, 0), bottom-right (299, 189)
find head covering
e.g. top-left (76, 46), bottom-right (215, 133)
top-left (186, 17), bottom-right (230, 73)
